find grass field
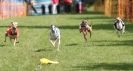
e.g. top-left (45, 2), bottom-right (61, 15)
top-left (0, 13), bottom-right (133, 71)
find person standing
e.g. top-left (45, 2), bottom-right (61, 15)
top-left (52, 0), bottom-right (59, 14)
top-left (58, 0), bottom-right (64, 14)
top-left (38, 0), bottom-right (51, 14)
top-left (75, 0), bottom-right (83, 13)
top-left (64, 0), bottom-right (72, 13)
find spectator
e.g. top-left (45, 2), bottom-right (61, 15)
top-left (75, 0), bottom-right (83, 13)
top-left (58, 0), bottom-right (65, 14)
top-left (64, 0), bottom-right (72, 13)
top-left (38, 0), bottom-right (52, 14)
top-left (52, 0), bottom-right (59, 14)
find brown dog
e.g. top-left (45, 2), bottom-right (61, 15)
top-left (79, 20), bottom-right (92, 44)
top-left (4, 22), bottom-right (19, 46)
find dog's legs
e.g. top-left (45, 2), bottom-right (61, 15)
top-left (49, 39), bottom-right (56, 47)
top-left (117, 31), bottom-right (121, 37)
top-left (122, 26), bottom-right (125, 34)
top-left (82, 32), bottom-right (88, 47)
top-left (55, 38), bottom-right (60, 51)
top-left (4, 33), bottom-right (7, 42)
top-left (89, 31), bottom-right (92, 38)
top-left (16, 37), bottom-right (19, 43)
top-left (13, 38), bottom-right (16, 46)
top-left (88, 28), bottom-right (92, 38)
top-left (83, 32), bottom-right (87, 43)
top-left (10, 38), bottom-right (13, 44)
top-left (4, 36), bottom-right (7, 42)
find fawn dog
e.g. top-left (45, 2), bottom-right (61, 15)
top-left (79, 20), bottom-right (92, 45)
top-left (4, 22), bottom-right (19, 46)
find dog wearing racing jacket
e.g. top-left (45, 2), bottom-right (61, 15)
top-left (113, 17), bottom-right (125, 37)
top-left (49, 25), bottom-right (60, 51)
top-left (79, 20), bottom-right (92, 45)
top-left (4, 22), bottom-right (19, 46)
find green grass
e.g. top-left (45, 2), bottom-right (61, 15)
top-left (0, 13), bottom-right (133, 71)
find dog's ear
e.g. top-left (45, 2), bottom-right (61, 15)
top-left (12, 22), bottom-right (18, 28)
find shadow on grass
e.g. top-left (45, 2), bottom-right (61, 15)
top-left (82, 11), bottom-right (104, 15)
top-left (72, 63), bottom-right (133, 71)
top-left (65, 43), bottom-right (78, 46)
top-left (90, 22), bottom-right (133, 32)
top-left (92, 24), bottom-right (113, 30)
top-left (0, 21), bottom-right (132, 32)
top-left (70, 15), bottom-right (113, 20)
top-left (92, 40), bottom-right (133, 46)
top-left (0, 23), bottom-right (133, 33)
top-left (0, 25), bottom-right (78, 29)
top-left (35, 48), bottom-right (52, 52)
top-left (0, 44), bottom-right (5, 47)
top-left (51, 11), bottom-right (104, 16)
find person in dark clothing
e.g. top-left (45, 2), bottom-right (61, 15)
top-left (41, 4), bottom-right (45, 14)
top-left (24, 0), bottom-right (37, 14)
top-left (64, 0), bottom-right (72, 13)
top-left (58, 0), bottom-right (64, 13)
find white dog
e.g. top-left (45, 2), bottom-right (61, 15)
top-left (49, 25), bottom-right (60, 51)
top-left (114, 17), bottom-right (125, 37)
